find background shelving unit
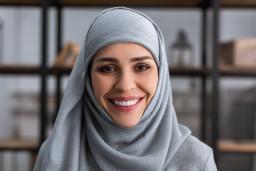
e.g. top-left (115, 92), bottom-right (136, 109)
top-left (0, 0), bottom-right (210, 145)
top-left (0, 3), bottom-right (49, 171)
top-left (0, 1), bottom-right (210, 170)
top-left (1, 0), bottom-right (256, 170)
top-left (212, 3), bottom-right (256, 168)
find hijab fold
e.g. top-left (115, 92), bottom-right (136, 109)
top-left (34, 7), bottom-right (191, 171)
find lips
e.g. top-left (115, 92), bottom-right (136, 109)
top-left (108, 96), bottom-right (144, 111)
top-left (113, 99), bottom-right (139, 106)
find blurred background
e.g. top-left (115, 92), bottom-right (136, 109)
top-left (0, 0), bottom-right (256, 171)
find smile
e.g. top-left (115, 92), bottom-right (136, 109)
top-left (113, 99), bottom-right (139, 107)
top-left (108, 96), bottom-right (143, 111)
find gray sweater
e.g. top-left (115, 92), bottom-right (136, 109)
top-left (166, 135), bottom-right (218, 171)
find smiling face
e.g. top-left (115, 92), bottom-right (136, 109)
top-left (90, 43), bottom-right (158, 128)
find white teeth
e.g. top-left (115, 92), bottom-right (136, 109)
top-left (113, 99), bottom-right (139, 106)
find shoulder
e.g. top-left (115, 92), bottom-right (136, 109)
top-left (166, 135), bottom-right (217, 171)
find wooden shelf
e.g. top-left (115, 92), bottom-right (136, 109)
top-left (218, 139), bottom-right (256, 154)
top-left (170, 66), bottom-right (207, 77)
top-left (0, 64), bottom-right (70, 75)
top-left (0, 0), bottom-right (201, 7)
top-left (0, 0), bottom-right (55, 6)
top-left (62, 0), bottom-right (256, 8)
top-left (221, 0), bottom-right (256, 8)
top-left (170, 65), bottom-right (256, 77)
top-left (220, 65), bottom-right (256, 77)
top-left (0, 138), bottom-right (38, 151)
top-left (60, 0), bottom-right (201, 7)
top-left (1, 0), bottom-right (256, 8)
top-left (0, 64), bottom-right (72, 75)
top-left (49, 65), bottom-right (72, 75)
top-left (0, 0), bottom-right (36, 6)
top-left (0, 64), bottom-right (40, 75)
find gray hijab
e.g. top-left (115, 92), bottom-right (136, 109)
top-left (34, 7), bottom-right (191, 171)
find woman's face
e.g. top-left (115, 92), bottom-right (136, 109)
top-left (90, 43), bottom-right (158, 128)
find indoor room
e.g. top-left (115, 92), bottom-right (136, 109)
top-left (0, 0), bottom-right (256, 170)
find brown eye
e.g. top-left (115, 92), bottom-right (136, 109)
top-left (134, 63), bottom-right (151, 72)
top-left (98, 65), bottom-right (116, 73)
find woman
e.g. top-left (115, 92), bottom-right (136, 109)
top-left (34, 7), bottom-right (217, 171)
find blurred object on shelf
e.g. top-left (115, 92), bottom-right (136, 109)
top-left (0, 17), bottom-right (3, 62)
top-left (170, 29), bottom-right (194, 67)
top-left (54, 42), bottom-right (80, 67)
top-left (170, 30), bottom-right (197, 99)
top-left (11, 91), bottom-right (56, 139)
top-left (220, 86), bottom-right (256, 139)
top-left (220, 38), bottom-right (256, 67)
top-left (173, 82), bottom-right (200, 137)
top-left (219, 86), bottom-right (256, 170)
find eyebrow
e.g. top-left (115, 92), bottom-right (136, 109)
top-left (95, 56), bottom-right (153, 63)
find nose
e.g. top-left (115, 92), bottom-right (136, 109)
top-left (114, 70), bottom-right (136, 92)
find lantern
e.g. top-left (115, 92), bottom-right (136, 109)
top-left (171, 29), bottom-right (193, 66)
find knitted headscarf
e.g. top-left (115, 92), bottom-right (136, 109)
top-left (34, 7), bottom-right (191, 171)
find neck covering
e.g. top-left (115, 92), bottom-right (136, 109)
top-left (34, 7), bottom-right (191, 171)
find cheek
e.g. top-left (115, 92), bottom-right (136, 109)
top-left (91, 74), bottom-right (114, 101)
top-left (138, 71), bottom-right (158, 96)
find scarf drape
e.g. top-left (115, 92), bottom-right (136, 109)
top-left (34, 7), bottom-right (191, 171)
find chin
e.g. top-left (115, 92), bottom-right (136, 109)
top-left (116, 120), bottom-right (140, 128)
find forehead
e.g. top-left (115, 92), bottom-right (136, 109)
top-left (93, 43), bottom-right (153, 60)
